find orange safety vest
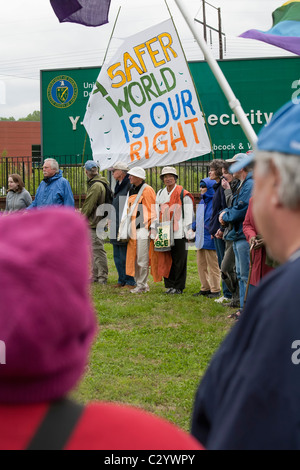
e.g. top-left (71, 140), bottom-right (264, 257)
top-left (151, 186), bottom-right (194, 282)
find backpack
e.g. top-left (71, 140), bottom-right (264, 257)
top-left (89, 179), bottom-right (113, 223)
top-left (89, 179), bottom-right (113, 203)
top-left (101, 181), bottom-right (114, 205)
top-left (26, 398), bottom-right (84, 450)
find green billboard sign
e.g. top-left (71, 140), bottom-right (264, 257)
top-left (41, 57), bottom-right (300, 160)
top-left (189, 57), bottom-right (300, 155)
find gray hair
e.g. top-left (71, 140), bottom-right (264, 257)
top-left (255, 151), bottom-right (300, 209)
top-left (44, 158), bottom-right (59, 173)
top-left (86, 166), bottom-right (99, 177)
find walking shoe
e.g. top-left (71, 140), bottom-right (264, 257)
top-left (165, 288), bottom-right (174, 294)
top-left (130, 286), bottom-right (150, 294)
top-left (193, 290), bottom-right (211, 297)
top-left (167, 288), bottom-right (183, 294)
top-left (227, 299), bottom-right (240, 308)
top-left (113, 283), bottom-right (124, 288)
top-left (214, 295), bottom-right (231, 304)
top-left (227, 310), bottom-right (241, 320)
top-left (122, 284), bottom-right (136, 289)
top-left (207, 291), bottom-right (221, 299)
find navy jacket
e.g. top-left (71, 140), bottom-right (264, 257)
top-left (110, 174), bottom-right (131, 244)
top-left (208, 180), bottom-right (227, 236)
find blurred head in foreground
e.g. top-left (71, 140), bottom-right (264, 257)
top-left (0, 207), bottom-right (97, 404)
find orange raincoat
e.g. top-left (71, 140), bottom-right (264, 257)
top-left (125, 184), bottom-right (156, 277)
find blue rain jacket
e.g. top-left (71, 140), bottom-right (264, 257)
top-left (192, 177), bottom-right (216, 250)
top-left (28, 170), bottom-right (74, 208)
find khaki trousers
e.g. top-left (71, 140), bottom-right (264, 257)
top-left (135, 228), bottom-right (150, 290)
top-left (197, 249), bottom-right (221, 293)
top-left (91, 229), bottom-right (108, 283)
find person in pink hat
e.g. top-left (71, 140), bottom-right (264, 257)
top-left (0, 207), bottom-right (202, 451)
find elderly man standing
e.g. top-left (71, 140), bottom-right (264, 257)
top-left (81, 160), bottom-right (109, 285)
top-left (124, 167), bottom-right (156, 294)
top-left (109, 161), bottom-right (136, 289)
top-left (191, 101), bottom-right (300, 450)
top-left (27, 158), bottom-right (74, 208)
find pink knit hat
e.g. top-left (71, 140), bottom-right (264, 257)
top-left (0, 207), bottom-right (97, 403)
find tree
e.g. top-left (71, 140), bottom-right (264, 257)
top-left (0, 117), bottom-right (15, 121)
top-left (18, 110), bottom-right (40, 121)
top-left (0, 110), bottom-right (40, 121)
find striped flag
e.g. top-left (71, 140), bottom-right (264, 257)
top-left (240, 1), bottom-right (300, 55)
top-left (50, 0), bottom-right (111, 27)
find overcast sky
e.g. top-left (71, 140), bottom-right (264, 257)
top-left (0, 0), bottom-right (294, 119)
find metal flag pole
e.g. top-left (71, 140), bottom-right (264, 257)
top-left (173, 0), bottom-right (258, 148)
top-left (164, 0), bottom-right (215, 156)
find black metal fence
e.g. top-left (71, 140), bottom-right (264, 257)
top-left (0, 150), bottom-right (236, 199)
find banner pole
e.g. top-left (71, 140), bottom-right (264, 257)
top-left (172, 0), bottom-right (258, 148)
top-left (102, 6), bottom-right (121, 66)
top-left (79, 6), bottom-right (122, 208)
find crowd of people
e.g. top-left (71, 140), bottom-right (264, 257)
top-left (0, 99), bottom-right (300, 449)
top-left (2, 153), bottom-right (274, 313)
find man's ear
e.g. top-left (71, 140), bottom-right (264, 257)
top-left (269, 160), bottom-right (282, 208)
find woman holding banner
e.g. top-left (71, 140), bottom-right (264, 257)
top-left (151, 166), bottom-right (194, 294)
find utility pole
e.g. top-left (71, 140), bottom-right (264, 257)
top-left (202, 0), bottom-right (207, 42)
top-left (217, 7), bottom-right (223, 59)
top-left (194, 1), bottom-right (225, 60)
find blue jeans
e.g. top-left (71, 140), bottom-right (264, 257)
top-left (113, 244), bottom-right (136, 286)
top-left (233, 239), bottom-right (250, 308)
top-left (213, 237), bottom-right (232, 299)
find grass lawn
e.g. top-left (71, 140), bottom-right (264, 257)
top-left (72, 242), bottom-right (236, 432)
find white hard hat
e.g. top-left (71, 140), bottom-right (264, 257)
top-left (128, 167), bottom-right (146, 180)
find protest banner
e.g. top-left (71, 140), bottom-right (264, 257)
top-left (83, 19), bottom-right (211, 169)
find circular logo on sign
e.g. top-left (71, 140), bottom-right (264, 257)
top-left (47, 75), bottom-right (78, 108)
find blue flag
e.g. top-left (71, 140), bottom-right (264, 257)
top-left (50, 0), bottom-right (111, 27)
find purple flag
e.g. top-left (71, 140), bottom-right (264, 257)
top-left (50, 0), bottom-right (111, 27)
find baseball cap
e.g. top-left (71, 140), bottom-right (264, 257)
top-left (108, 161), bottom-right (129, 171)
top-left (84, 160), bottom-right (99, 170)
top-left (257, 100), bottom-right (300, 155)
top-left (229, 152), bottom-right (254, 173)
top-left (225, 153), bottom-right (248, 164)
top-left (229, 101), bottom-right (300, 173)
